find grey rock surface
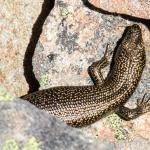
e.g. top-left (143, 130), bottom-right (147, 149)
top-left (0, 98), bottom-right (116, 150)
top-left (0, 99), bottom-right (150, 150)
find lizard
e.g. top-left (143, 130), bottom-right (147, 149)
top-left (21, 24), bottom-right (150, 127)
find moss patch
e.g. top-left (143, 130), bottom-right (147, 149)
top-left (2, 139), bottom-right (19, 150)
top-left (104, 114), bottom-right (127, 140)
top-left (0, 86), bottom-right (15, 101)
top-left (2, 137), bottom-right (41, 150)
top-left (23, 137), bottom-right (41, 150)
top-left (59, 6), bottom-right (69, 17)
top-left (58, 2), bottom-right (69, 17)
top-left (39, 74), bottom-right (48, 87)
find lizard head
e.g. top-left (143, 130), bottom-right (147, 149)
top-left (117, 24), bottom-right (145, 59)
top-left (123, 24), bottom-right (143, 45)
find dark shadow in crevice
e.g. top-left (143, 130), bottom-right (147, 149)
top-left (81, 0), bottom-right (150, 30)
top-left (23, 0), bottom-right (55, 94)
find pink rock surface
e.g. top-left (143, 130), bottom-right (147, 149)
top-left (89, 0), bottom-right (150, 19)
top-left (0, 1), bottom-right (43, 96)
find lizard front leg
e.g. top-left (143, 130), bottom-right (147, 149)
top-left (88, 44), bottom-right (112, 85)
top-left (116, 94), bottom-right (150, 120)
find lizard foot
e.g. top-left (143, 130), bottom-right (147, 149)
top-left (116, 93), bottom-right (150, 121)
top-left (137, 93), bottom-right (150, 114)
top-left (88, 44), bottom-right (112, 85)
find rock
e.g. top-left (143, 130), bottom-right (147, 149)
top-left (88, 0), bottom-right (150, 19)
top-left (0, 98), bottom-right (115, 150)
top-left (0, 0), bottom-right (44, 96)
top-left (0, 98), bottom-right (150, 149)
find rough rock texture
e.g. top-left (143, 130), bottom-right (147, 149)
top-left (0, 0), bottom-right (43, 96)
top-left (89, 0), bottom-right (150, 19)
top-left (0, 98), bottom-right (150, 150)
top-left (0, 98), bottom-right (115, 150)
top-left (0, 0), bottom-right (150, 149)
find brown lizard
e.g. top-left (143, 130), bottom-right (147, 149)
top-left (21, 24), bottom-right (150, 127)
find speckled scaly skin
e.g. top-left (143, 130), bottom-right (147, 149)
top-left (21, 24), bottom-right (150, 127)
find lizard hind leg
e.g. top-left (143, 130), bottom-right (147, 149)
top-left (88, 44), bottom-right (112, 85)
top-left (116, 93), bottom-right (150, 121)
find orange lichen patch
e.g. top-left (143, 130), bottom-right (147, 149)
top-left (89, 0), bottom-right (101, 8)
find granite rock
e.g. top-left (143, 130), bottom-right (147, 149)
top-left (0, 99), bottom-right (150, 150)
top-left (88, 0), bottom-right (150, 19)
top-left (0, 98), bottom-right (116, 150)
top-left (0, 98), bottom-right (150, 150)
top-left (0, 0), bottom-right (44, 96)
